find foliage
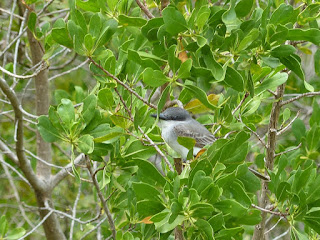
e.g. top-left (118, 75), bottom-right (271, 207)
top-left (0, 0), bottom-right (320, 239)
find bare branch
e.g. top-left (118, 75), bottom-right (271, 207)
top-left (0, 64), bottom-right (48, 79)
top-left (0, 155), bottom-right (30, 186)
top-left (280, 91), bottom-right (320, 107)
top-left (264, 216), bottom-right (285, 235)
top-left (69, 182), bottom-right (82, 240)
top-left (0, 154), bottom-right (34, 228)
top-left (48, 59), bottom-right (89, 81)
top-left (50, 154), bottom-right (85, 189)
top-left (80, 216), bottom-right (108, 240)
top-left (251, 204), bottom-right (288, 217)
top-left (0, 7), bottom-right (24, 20)
top-left (17, 210), bottom-right (53, 240)
top-left (274, 143), bottom-right (302, 157)
top-left (277, 110), bottom-right (300, 136)
top-left (88, 57), bottom-right (157, 109)
top-left (135, 0), bottom-right (155, 19)
top-left (0, 77), bottom-right (45, 191)
top-left (0, 138), bottom-right (19, 165)
top-left (86, 155), bottom-right (116, 239)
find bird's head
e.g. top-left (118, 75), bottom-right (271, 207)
top-left (151, 107), bottom-right (192, 121)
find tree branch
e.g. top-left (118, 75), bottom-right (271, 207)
top-left (0, 77), bottom-right (45, 192)
top-left (86, 155), bottom-right (116, 239)
top-left (50, 154), bottom-right (85, 189)
top-left (135, 0), bottom-right (155, 19)
top-left (280, 91), bottom-right (320, 107)
top-left (88, 57), bottom-right (157, 109)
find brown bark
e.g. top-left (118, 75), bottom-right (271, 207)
top-left (253, 84), bottom-right (285, 240)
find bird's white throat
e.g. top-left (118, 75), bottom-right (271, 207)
top-left (158, 120), bottom-right (201, 159)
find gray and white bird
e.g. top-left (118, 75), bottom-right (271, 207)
top-left (151, 107), bottom-right (216, 159)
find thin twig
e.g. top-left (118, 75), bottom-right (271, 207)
top-left (0, 7), bottom-right (24, 20)
top-left (264, 216), bottom-right (285, 235)
top-left (0, 77), bottom-right (45, 192)
top-left (69, 181), bottom-right (82, 240)
top-left (17, 210), bottom-right (53, 240)
top-left (12, 9), bottom-right (29, 88)
top-left (50, 154), bottom-right (85, 189)
top-left (280, 91), bottom-right (320, 107)
top-left (48, 59), bottom-right (89, 81)
top-left (86, 155), bottom-right (116, 239)
top-left (273, 228), bottom-right (290, 240)
top-left (0, 63), bottom-right (48, 80)
top-left (88, 57), bottom-right (157, 109)
top-left (0, 154), bottom-right (30, 186)
top-left (274, 143), bottom-right (301, 157)
top-left (135, 0), bottom-right (155, 18)
top-left (80, 216), bottom-right (108, 240)
top-left (0, 154), bottom-right (35, 228)
top-left (251, 204), bottom-right (289, 217)
top-left (277, 110), bottom-right (300, 136)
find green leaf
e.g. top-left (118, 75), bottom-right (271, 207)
top-left (157, 85), bottom-right (171, 116)
top-left (94, 127), bottom-right (124, 143)
top-left (276, 181), bottom-right (291, 202)
top-left (28, 12), bottom-right (37, 33)
top-left (6, 227), bottom-right (26, 240)
top-left (222, 0), bottom-right (241, 32)
top-left (224, 67), bottom-right (244, 92)
top-left (124, 140), bottom-right (157, 159)
top-left (96, 19), bottom-right (118, 47)
top-left (237, 29), bottom-right (259, 51)
top-left (255, 72), bottom-right (288, 94)
top-left (154, 213), bottom-right (185, 233)
top-left (214, 199), bottom-right (247, 217)
top-left (76, 0), bottom-right (101, 12)
top-left (215, 227), bottom-right (243, 240)
top-left (196, 6), bottom-right (211, 30)
top-left (235, 0), bottom-right (253, 18)
top-left (310, 100), bottom-right (320, 127)
top-left (303, 207), bottom-right (320, 234)
top-left (137, 200), bottom-right (165, 218)
top-left (37, 116), bottom-right (62, 142)
top-left (195, 219), bottom-right (214, 240)
top-left (168, 45), bottom-right (181, 73)
top-left (292, 119), bottom-right (306, 142)
top-left (177, 136), bottom-right (196, 150)
top-left (77, 134), bottom-right (94, 154)
top-left (119, 15), bottom-right (147, 27)
top-left (51, 19), bottom-right (73, 48)
top-left (82, 94), bottom-right (97, 125)
top-left (98, 88), bottom-right (114, 110)
top-left (84, 34), bottom-right (94, 52)
top-left (67, 20), bottom-right (85, 55)
top-left (269, 3), bottom-right (296, 25)
top-left (185, 84), bottom-right (219, 110)
top-left (0, 215), bottom-right (8, 237)
top-left (190, 203), bottom-right (214, 218)
top-left (162, 6), bottom-right (188, 35)
top-left (143, 68), bottom-right (169, 87)
top-left (177, 59), bottom-right (192, 79)
top-left (135, 159), bottom-right (167, 187)
top-left (314, 49), bottom-right (320, 77)
top-left (89, 13), bottom-right (101, 38)
top-left (280, 54), bottom-right (305, 80)
top-left (287, 28), bottom-right (320, 45)
top-left (297, 4), bottom-right (320, 25)
top-left (132, 182), bottom-right (161, 201)
top-left (57, 98), bottom-right (75, 128)
top-left (270, 45), bottom-right (296, 58)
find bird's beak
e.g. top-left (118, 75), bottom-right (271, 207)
top-left (151, 113), bottom-right (166, 120)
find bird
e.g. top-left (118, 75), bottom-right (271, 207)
top-left (151, 107), bottom-right (216, 160)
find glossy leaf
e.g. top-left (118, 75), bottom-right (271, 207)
top-left (162, 6), bottom-right (188, 35)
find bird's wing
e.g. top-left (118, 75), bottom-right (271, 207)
top-left (173, 123), bottom-right (216, 148)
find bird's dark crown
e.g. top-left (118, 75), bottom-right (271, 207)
top-left (152, 107), bottom-right (191, 121)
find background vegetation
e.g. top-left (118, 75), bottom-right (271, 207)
top-left (0, 0), bottom-right (320, 239)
